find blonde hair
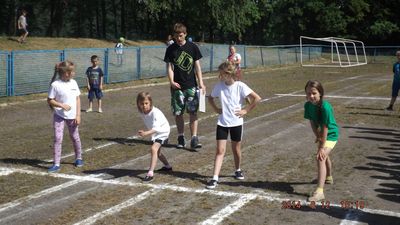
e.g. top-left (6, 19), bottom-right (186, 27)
top-left (136, 91), bottom-right (153, 113)
top-left (218, 61), bottom-right (238, 79)
top-left (50, 60), bottom-right (75, 85)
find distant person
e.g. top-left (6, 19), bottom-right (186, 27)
top-left (85, 55), bottom-right (104, 113)
top-left (17, 10), bottom-right (28, 44)
top-left (166, 34), bottom-right (174, 46)
top-left (47, 61), bottom-right (83, 172)
top-left (227, 45), bottom-right (242, 80)
top-left (385, 50), bottom-right (400, 111)
top-left (304, 80), bottom-right (339, 202)
top-left (188, 37), bottom-right (193, 42)
top-left (206, 61), bottom-right (261, 189)
top-left (115, 37), bottom-right (124, 65)
top-left (164, 23), bottom-right (206, 150)
top-left (136, 91), bottom-right (173, 182)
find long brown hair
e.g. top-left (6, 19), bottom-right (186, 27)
top-left (136, 91), bottom-right (153, 113)
top-left (305, 80), bottom-right (324, 123)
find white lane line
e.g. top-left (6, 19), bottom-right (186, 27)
top-left (199, 194), bottom-right (257, 225)
top-left (340, 211), bottom-right (361, 225)
top-left (275, 93), bottom-right (390, 101)
top-left (2, 166), bottom-right (400, 219)
top-left (44, 113), bottom-right (219, 163)
top-left (0, 186), bottom-right (100, 224)
top-left (0, 168), bottom-right (13, 176)
top-left (73, 188), bottom-right (162, 225)
top-left (0, 173), bottom-right (103, 214)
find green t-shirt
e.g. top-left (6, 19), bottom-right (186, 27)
top-left (304, 100), bottom-right (339, 141)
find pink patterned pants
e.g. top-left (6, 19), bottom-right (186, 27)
top-left (52, 114), bottom-right (82, 166)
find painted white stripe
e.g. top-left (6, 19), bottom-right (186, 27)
top-left (340, 211), bottom-right (361, 225)
top-left (275, 93), bottom-right (390, 101)
top-left (0, 168), bottom-right (13, 176)
top-left (199, 194), bottom-right (257, 225)
top-left (0, 174), bottom-right (102, 214)
top-left (2, 167), bottom-right (399, 219)
top-left (73, 188), bottom-right (161, 225)
top-left (0, 186), bottom-right (99, 224)
top-left (0, 179), bottom-right (81, 213)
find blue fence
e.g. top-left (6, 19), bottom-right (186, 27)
top-left (1, 44), bottom-right (396, 97)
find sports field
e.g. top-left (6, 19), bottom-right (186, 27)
top-left (0, 61), bottom-right (399, 224)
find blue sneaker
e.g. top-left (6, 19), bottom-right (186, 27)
top-left (48, 165), bottom-right (60, 173)
top-left (75, 159), bottom-right (84, 167)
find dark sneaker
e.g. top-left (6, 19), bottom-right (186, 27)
top-left (48, 165), bottom-right (60, 173)
top-left (206, 179), bottom-right (218, 189)
top-left (75, 159), bottom-right (84, 167)
top-left (234, 171), bottom-right (245, 180)
top-left (177, 135), bottom-right (185, 149)
top-left (190, 136), bottom-right (202, 149)
top-left (143, 175), bottom-right (154, 182)
top-left (157, 166), bottom-right (173, 172)
top-left (386, 106), bottom-right (393, 111)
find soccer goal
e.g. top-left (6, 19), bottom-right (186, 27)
top-left (300, 36), bottom-right (367, 67)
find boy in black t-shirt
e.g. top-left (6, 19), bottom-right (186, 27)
top-left (164, 23), bottom-right (206, 150)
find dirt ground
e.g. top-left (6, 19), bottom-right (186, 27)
top-left (0, 62), bottom-right (399, 225)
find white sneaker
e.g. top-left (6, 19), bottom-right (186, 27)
top-left (98, 108), bottom-right (103, 113)
top-left (86, 108), bottom-right (93, 112)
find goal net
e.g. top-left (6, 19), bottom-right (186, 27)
top-left (300, 36), bottom-right (367, 67)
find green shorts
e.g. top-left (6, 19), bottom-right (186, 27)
top-left (171, 87), bottom-right (199, 116)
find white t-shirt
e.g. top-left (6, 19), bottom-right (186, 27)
top-left (140, 106), bottom-right (170, 141)
top-left (18, 15), bottom-right (27, 29)
top-left (210, 81), bottom-right (253, 127)
top-left (48, 79), bottom-right (81, 119)
top-left (115, 43), bottom-right (124, 54)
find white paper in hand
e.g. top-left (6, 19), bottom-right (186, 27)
top-left (199, 91), bottom-right (206, 112)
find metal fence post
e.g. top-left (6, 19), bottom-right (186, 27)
top-left (260, 46), bottom-right (264, 66)
top-left (210, 44), bottom-right (214, 72)
top-left (60, 50), bottom-right (65, 62)
top-left (137, 47), bottom-right (141, 79)
top-left (243, 46), bottom-right (247, 68)
top-left (8, 52), bottom-right (14, 96)
top-left (104, 48), bottom-right (109, 84)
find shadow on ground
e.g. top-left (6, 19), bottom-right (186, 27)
top-left (344, 125), bottom-right (400, 204)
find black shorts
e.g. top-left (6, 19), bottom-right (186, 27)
top-left (216, 125), bottom-right (243, 142)
top-left (154, 138), bottom-right (168, 145)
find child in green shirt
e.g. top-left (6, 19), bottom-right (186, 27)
top-left (304, 80), bottom-right (339, 202)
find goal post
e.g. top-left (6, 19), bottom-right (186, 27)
top-left (300, 36), bottom-right (367, 67)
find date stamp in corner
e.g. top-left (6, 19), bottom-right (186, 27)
top-left (281, 200), bottom-right (367, 210)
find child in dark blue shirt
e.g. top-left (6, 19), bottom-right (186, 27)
top-left (386, 50), bottom-right (400, 111)
top-left (86, 55), bottom-right (104, 113)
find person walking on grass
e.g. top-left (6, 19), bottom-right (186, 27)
top-left (17, 9), bottom-right (28, 44)
top-left (136, 92), bottom-right (173, 182)
top-left (47, 61), bottom-right (83, 172)
top-left (85, 55), bottom-right (104, 113)
top-left (206, 61), bottom-right (261, 189)
top-left (164, 23), bottom-right (206, 150)
top-left (386, 50), bottom-right (400, 111)
top-left (304, 80), bottom-right (339, 201)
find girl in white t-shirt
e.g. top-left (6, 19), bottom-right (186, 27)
top-left (206, 61), bottom-right (261, 189)
top-left (136, 92), bottom-right (172, 182)
top-left (47, 61), bottom-right (83, 172)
